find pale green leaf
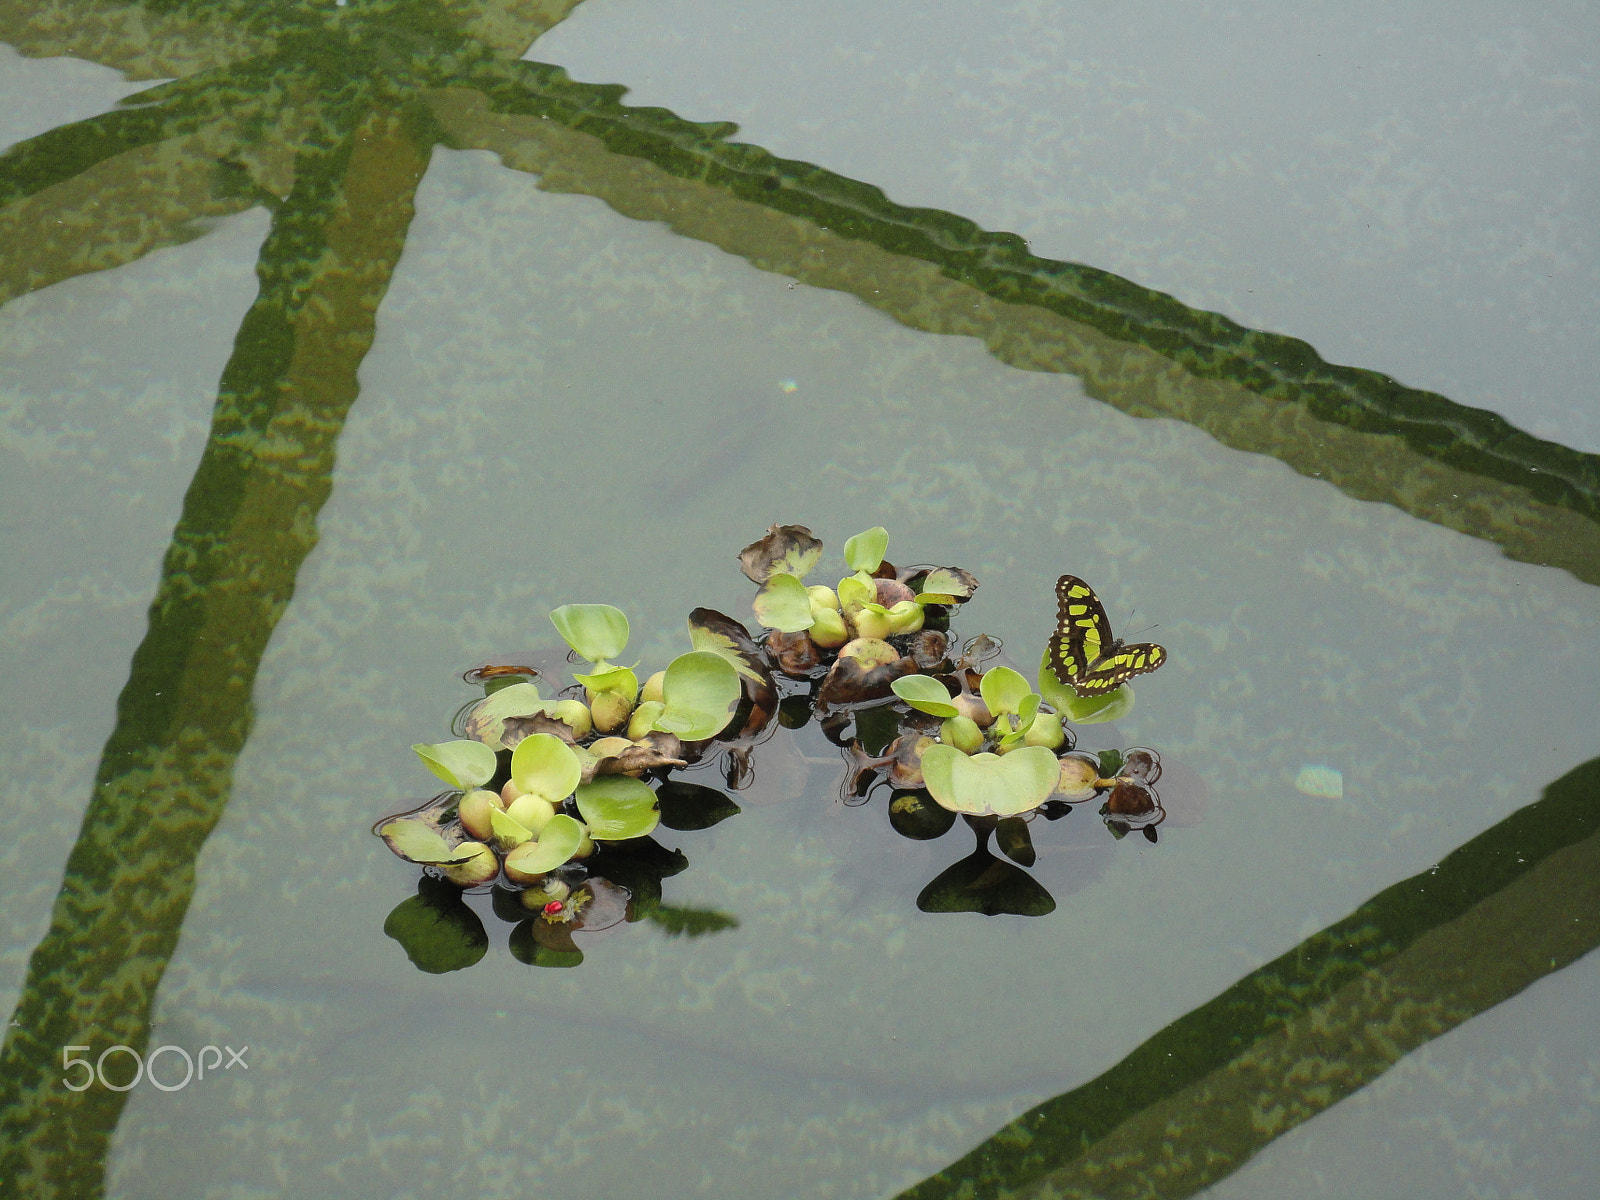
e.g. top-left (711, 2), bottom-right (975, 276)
top-left (656, 650), bottom-right (741, 740)
top-left (891, 674), bottom-right (959, 718)
top-left (509, 733), bottom-right (583, 803)
top-left (489, 805), bottom-right (534, 850)
top-left (380, 819), bottom-right (481, 865)
top-left (412, 739), bottom-right (497, 790)
top-left (979, 666), bottom-right (1033, 717)
top-left (550, 603), bottom-right (630, 662)
top-left (505, 813), bottom-right (585, 876)
top-left (574, 775), bottom-right (660, 841)
top-left (752, 572), bottom-right (815, 632)
top-left (573, 663), bottom-right (639, 699)
top-left (843, 526), bottom-right (889, 573)
top-left (920, 745), bottom-right (1059, 817)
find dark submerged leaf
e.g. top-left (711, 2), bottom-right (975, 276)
top-left (382, 877), bottom-right (489, 973)
top-left (888, 790), bottom-right (958, 841)
top-left (508, 921), bottom-right (583, 967)
top-left (655, 779), bottom-right (742, 830)
top-left (638, 903), bottom-right (740, 938)
top-left (994, 816), bottom-right (1037, 867)
top-left (916, 845), bottom-right (1056, 917)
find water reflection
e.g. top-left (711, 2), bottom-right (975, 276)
top-left (382, 835), bottom-right (738, 973)
top-left (1, 1), bottom-right (1597, 1196)
top-left (377, 773), bottom-right (741, 974)
top-left (895, 754), bottom-right (1600, 1200)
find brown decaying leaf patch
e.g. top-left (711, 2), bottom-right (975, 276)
top-left (502, 711), bottom-right (580, 748)
top-left (588, 732), bottom-right (687, 780)
top-left (689, 607), bottom-right (779, 734)
top-left (817, 640), bottom-right (919, 710)
top-left (765, 628), bottom-right (826, 677)
top-left (737, 523), bottom-right (823, 583)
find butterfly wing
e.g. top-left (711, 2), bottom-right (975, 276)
top-left (1077, 639), bottom-right (1166, 695)
top-left (1048, 574), bottom-right (1112, 687)
top-left (1047, 574), bottom-right (1166, 696)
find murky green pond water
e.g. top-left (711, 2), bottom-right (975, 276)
top-left (3, 4), bottom-right (1597, 1198)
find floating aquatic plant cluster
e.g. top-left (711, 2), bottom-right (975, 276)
top-left (735, 525), bottom-right (1167, 840)
top-left (376, 524), bottom-right (1170, 965)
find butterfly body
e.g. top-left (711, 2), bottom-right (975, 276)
top-left (1047, 575), bottom-right (1167, 696)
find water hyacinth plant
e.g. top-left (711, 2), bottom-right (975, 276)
top-left (375, 523), bottom-right (1175, 958)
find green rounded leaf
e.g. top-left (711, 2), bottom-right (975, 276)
top-left (488, 805), bottom-right (534, 851)
top-left (979, 666), bottom-right (1034, 718)
top-left (505, 813), bottom-right (585, 876)
top-left (573, 663), bottom-right (640, 699)
top-left (384, 881), bottom-right (489, 973)
top-left (1037, 647), bottom-right (1137, 724)
top-left (752, 572), bottom-right (815, 632)
top-left (575, 775), bottom-right (661, 841)
top-left (920, 744), bottom-right (959, 808)
top-left (550, 603), bottom-right (630, 662)
top-left (919, 567), bottom-right (977, 600)
top-left (1016, 692), bottom-right (1042, 729)
top-left (379, 818), bottom-right (481, 865)
top-left (920, 744), bottom-right (1060, 817)
top-left (655, 650), bottom-right (741, 740)
top-left (843, 526), bottom-right (889, 573)
top-left (836, 573), bottom-right (875, 610)
top-left (891, 674), bottom-right (959, 719)
top-left (1063, 686), bottom-right (1135, 724)
top-left (509, 732), bottom-right (583, 803)
top-left (412, 739), bottom-right (497, 790)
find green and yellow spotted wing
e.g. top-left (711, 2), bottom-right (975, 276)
top-left (1047, 574), bottom-right (1167, 696)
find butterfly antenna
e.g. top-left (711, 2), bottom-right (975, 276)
top-left (1126, 608), bottom-right (1160, 639)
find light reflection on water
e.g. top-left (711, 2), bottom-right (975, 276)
top-left (535, 0), bottom-right (1600, 454)
top-left (1, 10), bottom-right (1597, 1199)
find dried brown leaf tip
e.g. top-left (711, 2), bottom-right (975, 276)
top-left (688, 607), bottom-right (778, 733)
top-left (589, 733), bottom-right (688, 779)
top-left (738, 524), bottom-right (823, 583)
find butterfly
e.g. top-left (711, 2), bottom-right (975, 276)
top-left (1047, 575), bottom-right (1167, 696)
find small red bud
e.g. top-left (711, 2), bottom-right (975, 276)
top-left (543, 901), bottom-right (564, 915)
